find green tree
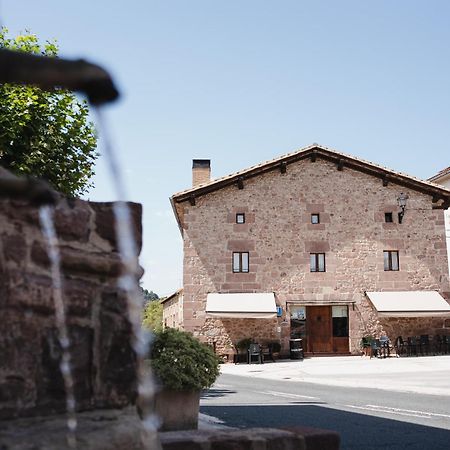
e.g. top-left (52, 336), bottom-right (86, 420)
top-left (142, 299), bottom-right (163, 332)
top-left (0, 28), bottom-right (97, 196)
top-left (142, 288), bottom-right (159, 304)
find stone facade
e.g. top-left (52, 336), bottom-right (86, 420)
top-left (162, 289), bottom-right (183, 329)
top-left (173, 149), bottom-right (450, 356)
top-left (0, 195), bottom-right (142, 419)
top-left (428, 168), bottom-right (450, 276)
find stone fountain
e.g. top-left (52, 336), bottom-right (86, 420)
top-left (0, 49), bottom-right (340, 450)
top-left (0, 49), bottom-right (150, 449)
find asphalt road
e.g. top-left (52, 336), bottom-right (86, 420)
top-left (200, 373), bottom-right (450, 450)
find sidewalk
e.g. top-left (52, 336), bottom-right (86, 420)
top-left (219, 355), bottom-right (450, 396)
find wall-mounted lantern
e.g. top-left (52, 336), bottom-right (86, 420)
top-left (397, 192), bottom-right (409, 224)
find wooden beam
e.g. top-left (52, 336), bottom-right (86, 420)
top-left (337, 159), bottom-right (344, 171)
top-left (237, 177), bottom-right (244, 190)
top-left (189, 195), bottom-right (196, 206)
top-left (280, 161), bottom-right (287, 174)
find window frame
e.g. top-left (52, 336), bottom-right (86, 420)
top-left (310, 253), bottom-right (326, 272)
top-left (311, 213), bottom-right (320, 224)
top-left (383, 250), bottom-right (399, 271)
top-left (232, 251), bottom-right (249, 273)
top-left (236, 213), bottom-right (245, 224)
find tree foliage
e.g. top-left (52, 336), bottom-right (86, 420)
top-left (0, 28), bottom-right (98, 196)
top-left (142, 299), bottom-right (163, 332)
top-left (142, 288), bottom-right (159, 303)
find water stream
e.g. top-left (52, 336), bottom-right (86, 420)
top-left (95, 109), bottom-right (161, 450)
top-left (39, 206), bottom-right (78, 449)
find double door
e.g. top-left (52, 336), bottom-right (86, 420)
top-left (290, 305), bottom-right (349, 354)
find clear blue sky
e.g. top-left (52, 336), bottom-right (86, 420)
top-left (2, 1), bottom-right (449, 296)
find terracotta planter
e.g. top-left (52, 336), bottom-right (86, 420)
top-left (154, 388), bottom-right (201, 431)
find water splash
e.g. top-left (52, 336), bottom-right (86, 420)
top-left (39, 206), bottom-right (77, 449)
top-left (94, 109), bottom-right (161, 450)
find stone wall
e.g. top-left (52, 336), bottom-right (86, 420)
top-left (162, 291), bottom-right (184, 329)
top-left (0, 195), bottom-right (143, 419)
top-left (180, 157), bottom-right (450, 355)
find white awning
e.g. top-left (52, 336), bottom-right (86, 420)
top-left (366, 291), bottom-right (450, 317)
top-left (206, 293), bottom-right (277, 319)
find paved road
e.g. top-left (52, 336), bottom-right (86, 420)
top-left (200, 373), bottom-right (450, 450)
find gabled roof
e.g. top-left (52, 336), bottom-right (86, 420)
top-left (428, 166), bottom-right (450, 183)
top-left (160, 288), bottom-right (183, 305)
top-left (171, 144), bottom-right (450, 230)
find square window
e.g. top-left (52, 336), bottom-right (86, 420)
top-left (236, 213), bottom-right (245, 224)
top-left (311, 214), bottom-right (320, 224)
top-left (233, 252), bottom-right (249, 273)
top-left (384, 250), bottom-right (399, 271)
top-left (385, 212), bottom-right (393, 223)
top-left (310, 253), bottom-right (326, 272)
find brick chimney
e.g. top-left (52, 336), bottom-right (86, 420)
top-left (192, 159), bottom-right (211, 186)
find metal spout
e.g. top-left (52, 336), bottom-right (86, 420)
top-left (0, 49), bottom-right (119, 105)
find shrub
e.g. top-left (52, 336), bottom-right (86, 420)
top-left (270, 342), bottom-right (281, 353)
top-left (235, 338), bottom-right (252, 351)
top-left (150, 329), bottom-right (220, 391)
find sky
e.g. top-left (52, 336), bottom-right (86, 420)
top-left (2, 1), bottom-right (449, 296)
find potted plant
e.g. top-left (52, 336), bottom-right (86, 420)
top-left (147, 328), bottom-right (220, 431)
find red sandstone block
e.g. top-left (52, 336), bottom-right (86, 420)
top-left (306, 203), bottom-right (325, 212)
top-left (226, 273), bottom-right (256, 282)
top-left (227, 239), bottom-right (256, 251)
top-left (304, 241), bottom-right (330, 252)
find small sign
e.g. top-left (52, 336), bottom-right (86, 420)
top-left (277, 306), bottom-right (283, 317)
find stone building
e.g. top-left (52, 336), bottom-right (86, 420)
top-left (161, 289), bottom-right (183, 329)
top-left (170, 144), bottom-right (450, 358)
top-left (428, 167), bottom-right (450, 276)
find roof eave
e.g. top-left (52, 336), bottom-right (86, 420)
top-left (172, 145), bottom-right (450, 206)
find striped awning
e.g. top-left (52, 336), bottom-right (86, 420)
top-left (206, 293), bottom-right (277, 319)
top-left (366, 291), bottom-right (450, 317)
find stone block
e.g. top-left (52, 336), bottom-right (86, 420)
top-left (54, 200), bottom-right (91, 242)
top-left (91, 201), bottom-right (142, 253)
top-left (2, 232), bottom-right (27, 265)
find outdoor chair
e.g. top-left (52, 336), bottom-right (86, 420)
top-left (407, 337), bottom-right (418, 356)
top-left (370, 339), bottom-right (381, 358)
top-left (233, 344), bottom-right (248, 364)
top-left (443, 335), bottom-right (450, 354)
top-left (261, 343), bottom-right (275, 362)
top-left (394, 336), bottom-right (406, 357)
top-left (432, 335), bottom-right (443, 355)
top-left (379, 336), bottom-right (390, 358)
top-left (419, 335), bottom-right (430, 356)
top-left (247, 343), bottom-right (263, 364)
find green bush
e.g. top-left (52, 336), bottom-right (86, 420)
top-left (270, 342), bottom-right (281, 353)
top-left (235, 338), bottom-right (252, 351)
top-left (150, 329), bottom-right (220, 391)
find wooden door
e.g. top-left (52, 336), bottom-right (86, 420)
top-left (307, 306), bottom-right (332, 353)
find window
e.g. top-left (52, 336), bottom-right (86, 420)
top-left (384, 250), bottom-right (399, 271)
top-left (310, 253), bottom-right (326, 272)
top-left (233, 252), bottom-right (249, 273)
top-left (384, 212), bottom-right (393, 223)
top-left (311, 213), bottom-right (320, 224)
top-left (332, 306), bottom-right (349, 337)
top-left (236, 213), bottom-right (245, 224)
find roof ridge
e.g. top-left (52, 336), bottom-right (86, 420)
top-left (171, 143), bottom-right (450, 199)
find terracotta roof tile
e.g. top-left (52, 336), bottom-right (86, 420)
top-left (172, 143), bottom-right (450, 200)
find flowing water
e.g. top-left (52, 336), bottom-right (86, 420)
top-left (95, 109), bottom-right (161, 450)
top-left (39, 206), bottom-right (78, 449)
